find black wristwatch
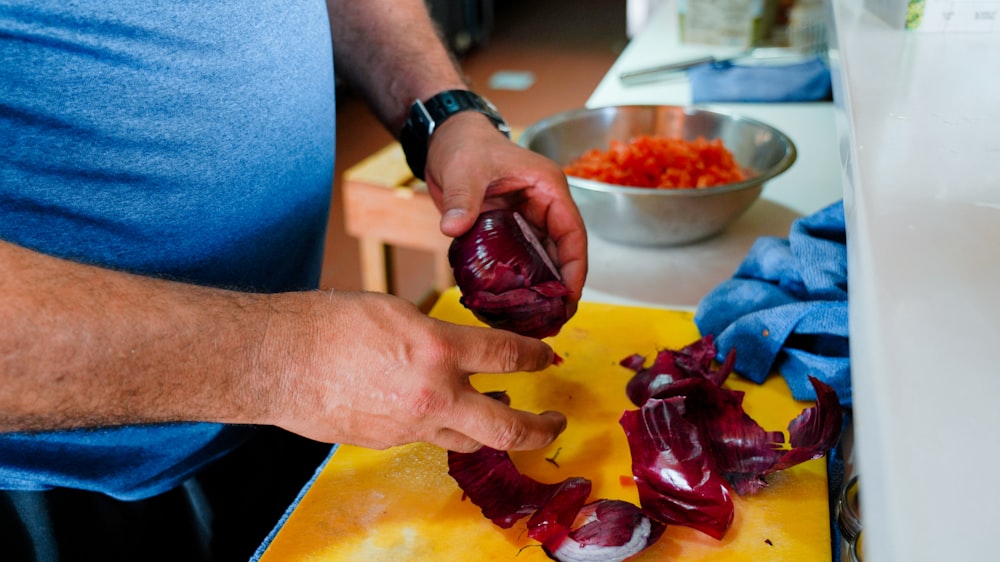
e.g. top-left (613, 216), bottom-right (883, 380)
top-left (399, 89), bottom-right (511, 180)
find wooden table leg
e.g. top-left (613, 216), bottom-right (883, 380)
top-left (358, 237), bottom-right (389, 293)
top-left (433, 253), bottom-right (454, 294)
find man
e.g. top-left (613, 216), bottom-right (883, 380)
top-left (0, 0), bottom-right (588, 559)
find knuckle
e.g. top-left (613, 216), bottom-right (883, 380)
top-left (406, 387), bottom-right (449, 420)
top-left (491, 337), bottom-right (523, 372)
top-left (489, 418), bottom-right (528, 451)
top-left (404, 324), bottom-right (450, 369)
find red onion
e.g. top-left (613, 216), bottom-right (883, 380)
top-left (621, 335), bottom-right (736, 407)
top-left (447, 446), bottom-right (663, 561)
top-left (532, 499), bottom-right (664, 562)
top-left (447, 339), bottom-right (843, 556)
top-left (620, 396), bottom-right (735, 540)
top-left (449, 209), bottom-right (570, 338)
top-left (446, 446), bottom-right (565, 529)
top-left (447, 392), bottom-right (663, 561)
top-left (620, 337), bottom-right (843, 533)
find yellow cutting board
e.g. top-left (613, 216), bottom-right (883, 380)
top-left (257, 288), bottom-right (831, 561)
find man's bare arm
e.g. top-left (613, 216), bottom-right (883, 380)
top-left (327, 0), bottom-right (469, 133)
top-left (327, 0), bottom-right (589, 306)
top-left (0, 239), bottom-right (275, 431)
top-left (0, 239), bottom-right (566, 452)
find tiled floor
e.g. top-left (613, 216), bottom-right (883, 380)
top-left (320, 0), bottom-right (627, 304)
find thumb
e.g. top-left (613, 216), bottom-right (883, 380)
top-left (439, 194), bottom-right (482, 238)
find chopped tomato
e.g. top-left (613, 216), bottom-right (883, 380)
top-left (564, 135), bottom-right (747, 189)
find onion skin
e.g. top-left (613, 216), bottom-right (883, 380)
top-left (447, 446), bottom-right (566, 529)
top-left (541, 500), bottom-right (664, 562)
top-left (620, 396), bottom-right (735, 540)
top-left (448, 392), bottom-right (663, 561)
top-left (620, 337), bottom-right (844, 536)
top-left (448, 339), bottom-right (843, 555)
top-left (621, 335), bottom-right (736, 407)
top-left (449, 210), bottom-right (570, 339)
top-left (448, 446), bottom-right (663, 561)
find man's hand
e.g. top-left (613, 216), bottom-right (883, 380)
top-left (259, 290), bottom-right (567, 452)
top-left (0, 242), bottom-right (564, 453)
top-left (423, 112), bottom-right (589, 318)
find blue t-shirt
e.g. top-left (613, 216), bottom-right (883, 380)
top-left (0, 0), bottom-right (336, 500)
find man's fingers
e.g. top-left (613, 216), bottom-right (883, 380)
top-left (450, 392), bottom-right (567, 451)
top-left (428, 427), bottom-right (484, 453)
top-left (440, 204), bottom-right (477, 238)
top-left (427, 308), bottom-right (566, 452)
top-left (441, 322), bottom-right (556, 375)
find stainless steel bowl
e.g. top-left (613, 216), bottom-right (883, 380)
top-left (519, 105), bottom-right (797, 246)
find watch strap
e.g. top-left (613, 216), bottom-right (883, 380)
top-left (399, 90), bottom-right (511, 180)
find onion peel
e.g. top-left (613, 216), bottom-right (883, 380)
top-left (447, 337), bottom-right (843, 557)
top-left (620, 396), bottom-right (735, 540)
top-left (620, 337), bottom-right (843, 526)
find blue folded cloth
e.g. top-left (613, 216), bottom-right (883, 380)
top-left (694, 201), bottom-right (851, 406)
top-left (688, 56), bottom-right (832, 104)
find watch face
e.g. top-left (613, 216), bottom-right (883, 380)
top-left (427, 91), bottom-right (508, 130)
top-left (412, 98), bottom-right (435, 134)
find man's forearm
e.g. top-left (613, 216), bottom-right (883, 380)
top-left (0, 240), bottom-right (277, 431)
top-left (327, 0), bottom-right (468, 133)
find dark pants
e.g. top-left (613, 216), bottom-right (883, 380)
top-left (1, 427), bottom-right (331, 562)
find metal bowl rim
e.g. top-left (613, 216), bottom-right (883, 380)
top-left (519, 104), bottom-right (798, 198)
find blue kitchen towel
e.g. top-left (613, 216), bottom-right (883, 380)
top-left (694, 201), bottom-right (851, 405)
top-left (689, 56), bottom-right (832, 103)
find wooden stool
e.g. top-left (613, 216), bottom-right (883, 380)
top-left (342, 142), bottom-right (453, 296)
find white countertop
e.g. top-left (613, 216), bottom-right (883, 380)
top-left (582, 1), bottom-right (843, 309)
top-left (585, 1), bottom-right (1000, 561)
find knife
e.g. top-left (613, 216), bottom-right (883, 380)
top-left (618, 47), bottom-right (820, 86)
top-left (618, 53), bottom-right (744, 85)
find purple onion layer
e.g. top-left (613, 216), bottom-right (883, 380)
top-left (449, 209), bottom-right (570, 338)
